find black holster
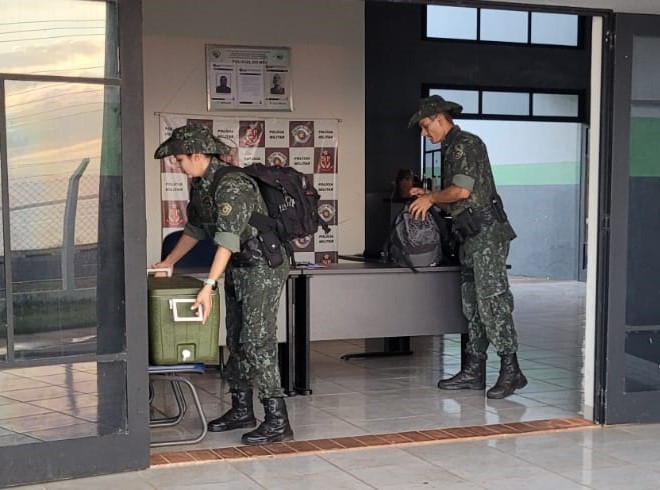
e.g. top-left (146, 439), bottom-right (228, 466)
top-left (452, 195), bottom-right (508, 244)
top-left (231, 234), bottom-right (284, 268)
top-left (230, 237), bottom-right (263, 267)
top-left (452, 208), bottom-right (481, 244)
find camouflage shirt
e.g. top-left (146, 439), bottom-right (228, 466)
top-left (441, 126), bottom-right (515, 241)
top-left (184, 157), bottom-right (266, 252)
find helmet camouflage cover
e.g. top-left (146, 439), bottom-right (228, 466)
top-left (154, 123), bottom-right (230, 159)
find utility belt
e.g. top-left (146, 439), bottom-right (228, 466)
top-left (230, 232), bottom-right (284, 268)
top-left (452, 195), bottom-right (508, 244)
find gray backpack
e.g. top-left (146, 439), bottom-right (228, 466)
top-left (384, 204), bottom-right (443, 271)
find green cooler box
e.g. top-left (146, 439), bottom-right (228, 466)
top-left (148, 275), bottom-right (220, 365)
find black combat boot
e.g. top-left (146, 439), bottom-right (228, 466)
top-left (437, 354), bottom-right (486, 390)
top-left (241, 397), bottom-right (294, 446)
top-left (208, 389), bottom-right (257, 432)
top-left (486, 354), bottom-right (527, 399)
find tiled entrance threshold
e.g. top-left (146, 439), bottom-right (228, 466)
top-left (150, 417), bottom-right (595, 466)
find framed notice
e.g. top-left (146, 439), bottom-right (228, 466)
top-left (206, 44), bottom-right (292, 112)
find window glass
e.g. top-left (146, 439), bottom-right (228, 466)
top-left (0, 0), bottom-right (116, 78)
top-left (531, 12), bottom-right (578, 46)
top-left (483, 91), bottom-right (529, 116)
top-left (5, 80), bottom-right (123, 359)
top-left (480, 9), bottom-right (528, 43)
top-left (533, 93), bottom-right (579, 117)
top-left (430, 89), bottom-right (479, 114)
top-left (427, 5), bottom-right (477, 40)
top-left (625, 36), bottom-right (660, 392)
top-left (631, 36), bottom-right (660, 101)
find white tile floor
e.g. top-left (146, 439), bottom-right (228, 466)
top-left (149, 278), bottom-right (586, 449)
top-left (17, 424), bottom-right (660, 489)
top-left (18, 278), bottom-right (660, 489)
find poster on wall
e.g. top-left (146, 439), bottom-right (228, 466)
top-left (205, 44), bottom-right (292, 112)
top-left (158, 114), bottom-right (339, 265)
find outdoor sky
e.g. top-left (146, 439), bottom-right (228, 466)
top-left (0, 0), bottom-right (110, 178)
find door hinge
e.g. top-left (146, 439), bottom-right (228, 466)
top-left (604, 30), bottom-right (615, 51)
top-left (601, 215), bottom-right (610, 233)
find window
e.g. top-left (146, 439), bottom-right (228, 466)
top-left (0, 0), bottom-right (116, 78)
top-left (426, 5), bottom-right (477, 40)
top-left (431, 89), bottom-right (480, 114)
top-left (480, 9), bottom-right (528, 44)
top-left (429, 88), bottom-right (581, 119)
top-left (531, 12), bottom-right (579, 46)
top-left (426, 5), bottom-right (580, 47)
top-left (533, 93), bottom-right (580, 117)
top-left (483, 91), bottom-right (529, 116)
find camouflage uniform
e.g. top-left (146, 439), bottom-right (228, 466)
top-left (155, 124), bottom-right (294, 443)
top-left (441, 126), bottom-right (518, 359)
top-left (184, 157), bottom-right (289, 400)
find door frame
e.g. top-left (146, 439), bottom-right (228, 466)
top-left (0, 0), bottom-right (150, 486)
top-left (600, 13), bottom-right (660, 424)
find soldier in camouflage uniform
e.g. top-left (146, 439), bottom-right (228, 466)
top-left (153, 124), bottom-right (293, 445)
top-left (407, 95), bottom-right (527, 399)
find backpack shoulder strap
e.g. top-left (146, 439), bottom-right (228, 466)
top-left (210, 165), bottom-right (277, 233)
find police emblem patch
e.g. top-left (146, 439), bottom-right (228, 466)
top-left (219, 203), bottom-right (232, 216)
top-left (318, 203), bottom-right (335, 223)
top-left (201, 195), bottom-right (214, 209)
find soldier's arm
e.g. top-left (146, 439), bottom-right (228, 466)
top-left (194, 245), bottom-right (232, 323)
top-left (409, 185), bottom-right (469, 220)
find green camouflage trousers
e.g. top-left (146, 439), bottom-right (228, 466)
top-left (223, 258), bottom-right (288, 400)
top-left (459, 226), bottom-right (517, 359)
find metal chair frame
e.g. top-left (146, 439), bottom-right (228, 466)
top-left (148, 363), bottom-right (207, 447)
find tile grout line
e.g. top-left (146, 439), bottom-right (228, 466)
top-left (150, 417), bottom-right (597, 466)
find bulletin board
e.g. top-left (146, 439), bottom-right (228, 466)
top-left (205, 44), bottom-right (292, 112)
top-left (157, 113), bottom-right (339, 265)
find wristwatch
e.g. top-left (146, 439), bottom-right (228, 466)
top-left (203, 278), bottom-right (218, 290)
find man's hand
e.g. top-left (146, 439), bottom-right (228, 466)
top-left (408, 193), bottom-right (434, 220)
top-left (409, 187), bottom-right (428, 197)
top-left (193, 285), bottom-right (214, 324)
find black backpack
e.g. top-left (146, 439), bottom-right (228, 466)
top-left (212, 163), bottom-right (330, 260)
top-left (383, 204), bottom-right (452, 271)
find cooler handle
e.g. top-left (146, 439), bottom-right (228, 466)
top-left (169, 298), bottom-right (204, 322)
top-left (147, 267), bottom-right (172, 277)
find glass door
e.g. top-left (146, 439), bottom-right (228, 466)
top-left (604, 14), bottom-right (660, 423)
top-left (0, 1), bottom-right (149, 486)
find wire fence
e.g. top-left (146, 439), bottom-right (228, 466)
top-left (1, 174), bottom-right (99, 253)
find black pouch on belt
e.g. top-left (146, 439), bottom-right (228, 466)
top-left (257, 231), bottom-right (284, 268)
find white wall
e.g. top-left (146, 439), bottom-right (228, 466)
top-left (142, 0), bottom-right (365, 264)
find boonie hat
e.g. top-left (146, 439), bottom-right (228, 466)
top-left (154, 124), bottom-right (229, 159)
top-left (407, 95), bottom-right (463, 128)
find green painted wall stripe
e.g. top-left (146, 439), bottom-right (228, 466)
top-left (492, 161), bottom-right (580, 186)
top-left (630, 117), bottom-right (660, 177)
